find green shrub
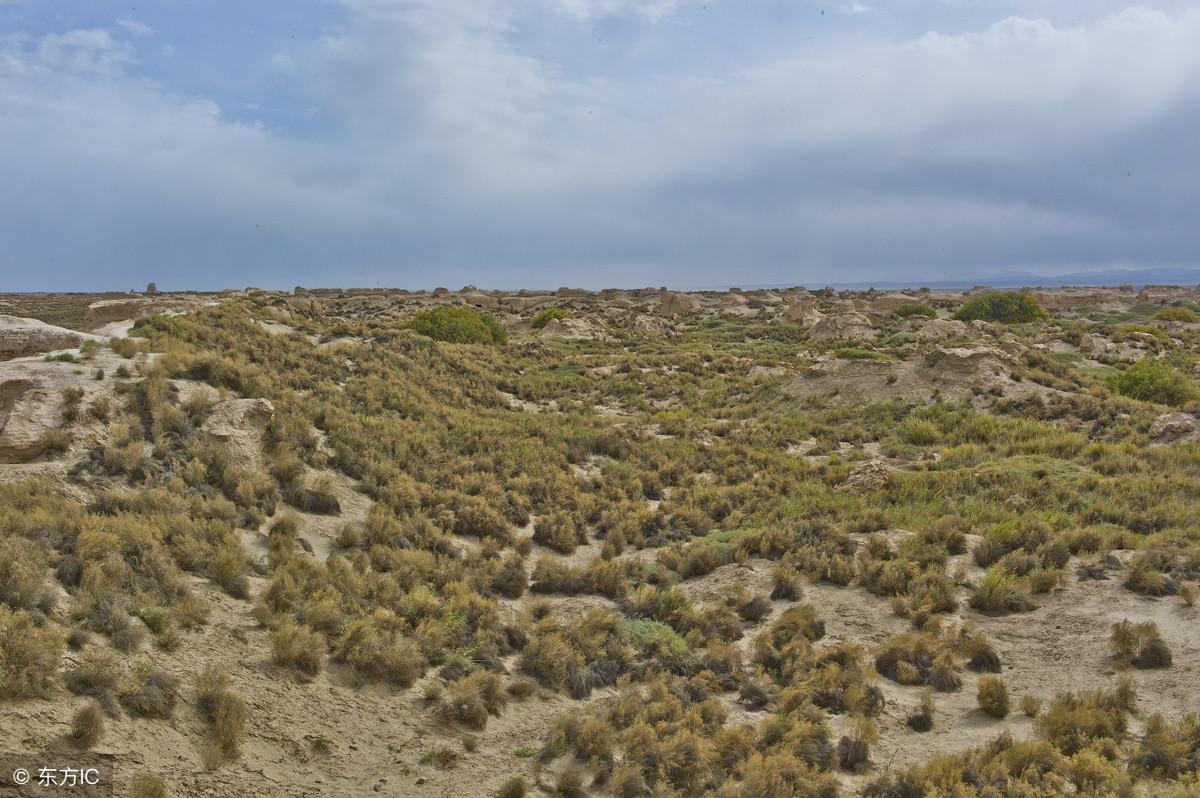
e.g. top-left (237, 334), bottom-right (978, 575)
top-left (894, 303), bottom-right (937, 319)
top-left (1106, 356), bottom-right (1199, 405)
top-left (406, 306), bottom-right (507, 345)
top-left (531, 308), bottom-right (573, 329)
top-left (1154, 306), bottom-right (1199, 323)
top-left (953, 292), bottom-right (1049, 323)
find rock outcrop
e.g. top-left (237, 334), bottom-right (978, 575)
top-left (784, 298), bottom-right (824, 327)
top-left (912, 318), bottom-right (970, 340)
top-left (1149, 413), bottom-right (1199, 443)
top-left (201, 398), bottom-right (275, 471)
top-left (658, 292), bottom-right (701, 317)
top-left (843, 460), bottom-right (893, 492)
top-left (0, 315), bottom-right (96, 361)
top-left (808, 312), bottom-right (877, 341)
top-left (869, 293), bottom-right (919, 313)
top-left (0, 378), bottom-right (56, 462)
top-left (538, 318), bottom-right (611, 341)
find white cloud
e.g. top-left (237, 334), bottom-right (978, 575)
top-left (116, 19), bottom-right (156, 37)
top-left (15, 28), bottom-right (133, 76)
top-left (2, 5), bottom-right (1200, 289)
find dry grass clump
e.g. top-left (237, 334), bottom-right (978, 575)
top-left (271, 622), bottom-right (326, 678)
top-left (976, 674), bottom-right (1010, 719)
top-left (538, 675), bottom-right (843, 795)
top-left (1130, 713), bottom-right (1200, 779)
top-left (196, 665), bottom-right (246, 761)
top-left (874, 624), bottom-right (999, 691)
top-left (335, 610), bottom-right (426, 687)
top-left (497, 776), bottom-right (527, 798)
top-left (0, 606), bottom-right (64, 698)
top-left (1036, 679), bottom-right (1136, 755)
top-left (491, 554), bottom-right (528, 598)
top-left (283, 474), bottom-right (341, 515)
top-left (837, 716), bottom-right (879, 771)
top-left (969, 568), bottom-right (1036, 614)
top-left (65, 646), bottom-right (124, 712)
top-left (128, 773), bottom-right (168, 798)
top-left (533, 511), bottom-right (584, 554)
top-left (0, 537), bottom-right (52, 611)
top-left (68, 701), bottom-right (105, 749)
top-left (1110, 619), bottom-right (1172, 669)
top-left (519, 609), bottom-right (629, 697)
top-left (1124, 564), bottom-right (1179, 597)
top-left (1021, 694), bottom-right (1043, 718)
top-left (440, 670), bottom-right (507, 730)
top-left (866, 679), bottom-right (1139, 795)
top-left (120, 664), bottom-right (180, 719)
top-left (906, 692), bottom-right (935, 732)
top-left (857, 533), bottom-right (958, 619)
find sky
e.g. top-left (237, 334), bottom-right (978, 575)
top-left (2, 1), bottom-right (1200, 292)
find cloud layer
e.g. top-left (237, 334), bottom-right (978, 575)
top-left (2, 1), bottom-right (1199, 290)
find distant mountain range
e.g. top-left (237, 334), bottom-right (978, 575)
top-left (714, 267), bottom-right (1200, 292)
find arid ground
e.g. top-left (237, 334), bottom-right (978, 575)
top-left (2, 284), bottom-right (1199, 797)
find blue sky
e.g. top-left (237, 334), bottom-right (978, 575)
top-left (2, 1), bottom-right (1199, 291)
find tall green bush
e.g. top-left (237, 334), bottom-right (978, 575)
top-left (1107, 357), bottom-right (1199, 405)
top-left (405, 306), bottom-right (507, 345)
top-left (953, 292), bottom-right (1049, 323)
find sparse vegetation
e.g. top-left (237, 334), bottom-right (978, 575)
top-left (4, 288), bottom-right (1200, 795)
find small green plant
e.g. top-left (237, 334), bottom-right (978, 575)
top-left (420, 747), bottom-right (459, 769)
top-left (1107, 356), bottom-right (1199, 405)
top-left (406, 306), bottom-right (507, 345)
top-left (894, 302), bottom-right (937, 319)
top-left (531, 307), bottom-right (573, 328)
top-left (953, 291), bottom-right (1049, 323)
top-left (44, 351), bottom-right (79, 363)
